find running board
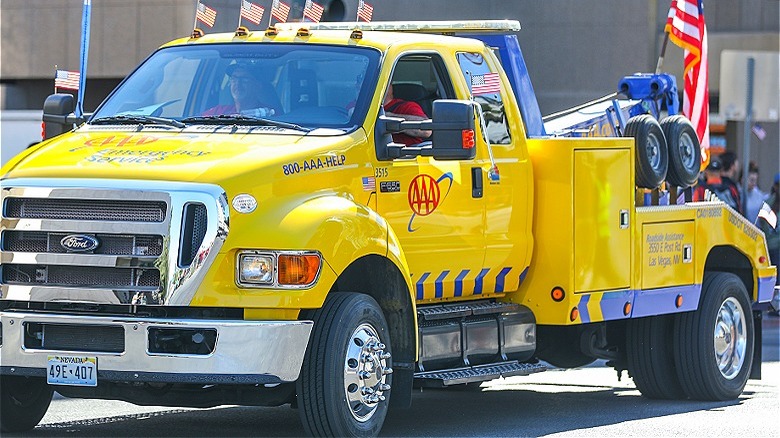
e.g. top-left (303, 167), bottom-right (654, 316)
top-left (414, 361), bottom-right (547, 387)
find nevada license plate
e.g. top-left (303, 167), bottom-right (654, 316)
top-left (47, 355), bottom-right (97, 386)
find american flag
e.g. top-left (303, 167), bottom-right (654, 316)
top-left (357, 0), bottom-right (373, 22)
top-left (362, 176), bottom-right (376, 192)
top-left (196, 1), bottom-right (217, 28)
top-left (270, 0), bottom-right (290, 23)
top-left (240, 0), bottom-right (264, 25)
top-left (471, 72), bottom-right (501, 96)
top-left (303, 0), bottom-right (324, 23)
top-left (55, 70), bottom-right (80, 90)
top-left (666, 0), bottom-right (709, 169)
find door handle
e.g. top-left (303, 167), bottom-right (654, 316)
top-left (619, 209), bottom-right (629, 229)
top-left (471, 167), bottom-right (483, 198)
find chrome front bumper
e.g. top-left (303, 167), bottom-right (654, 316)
top-left (0, 312), bottom-right (312, 384)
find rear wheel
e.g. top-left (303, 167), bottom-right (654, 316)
top-left (297, 292), bottom-right (392, 437)
top-left (674, 272), bottom-right (754, 400)
top-left (661, 115), bottom-right (701, 187)
top-left (0, 376), bottom-right (54, 433)
top-left (626, 315), bottom-right (685, 399)
top-left (624, 114), bottom-right (668, 189)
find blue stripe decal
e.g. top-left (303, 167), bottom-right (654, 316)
top-left (435, 271), bottom-right (450, 298)
top-left (632, 284), bottom-right (701, 318)
top-left (495, 267), bottom-right (512, 293)
top-left (473, 268), bottom-right (490, 295)
top-left (578, 294), bottom-right (591, 323)
top-left (416, 272), bottom-right (430, 300)
top-left (518, 266), bottom-right (529, 286)
top-left (599, 290), bottom-right (634, 321)
top-left (758, 276), bottom-right (776, 303)
top-left (454, 270), bottom-right (469, 297)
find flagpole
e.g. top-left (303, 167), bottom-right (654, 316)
top-left (76, 0), bottom-right (92, 118)
top-left (193, 0), bottom-right (199, 31)
top-left (54, 65), bottom-right (58, 94)
top-left (655, 31), bottom-right (669, 74)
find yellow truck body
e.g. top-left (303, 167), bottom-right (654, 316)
top-left (0, 20), bottom-right (775, 436)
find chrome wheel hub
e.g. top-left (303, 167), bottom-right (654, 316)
top-left (713, 297), bottom-right (747, 379)
top-left (343, 323), bottom-right (392, 422)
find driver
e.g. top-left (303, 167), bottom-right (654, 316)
top-left (203, 63), bottom-right (281, 116)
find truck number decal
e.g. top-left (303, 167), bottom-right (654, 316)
top-left (282, 155), bottom-right (346, 175)
top-left (374, 167), bottom-right (388, 178)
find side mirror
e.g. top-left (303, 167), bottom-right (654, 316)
top-left (42, 94), bottom-right (76, 140)
top-left (375, 99), bottom-right (477, 161)
top-left (430, 100), bottom-right (476, 160)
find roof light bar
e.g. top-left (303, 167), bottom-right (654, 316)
top-left (273, 20), bottom-right (521, 33)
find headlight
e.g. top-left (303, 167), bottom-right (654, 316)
top-left (238, 253), bottom-right (274, 285)
top-left (237, 251), bottom-right (322, 288)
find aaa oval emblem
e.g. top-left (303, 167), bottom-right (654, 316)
top-left (408, 174), bottom-right (440, 216)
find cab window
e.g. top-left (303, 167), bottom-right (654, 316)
top-left (456, 52), bottom-right (511, 145)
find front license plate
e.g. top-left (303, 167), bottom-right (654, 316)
top-left (47, 355), bottom-right (97, 386)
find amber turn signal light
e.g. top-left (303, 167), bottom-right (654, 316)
top-left (569, 307), bottom-right (579, 322)
top-left (675, 294), bottom-right (683, 308)
top-left (278, 254), bottom-right (320, 286)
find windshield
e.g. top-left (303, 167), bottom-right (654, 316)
top-left (91, 43), bottom-right (381, 131)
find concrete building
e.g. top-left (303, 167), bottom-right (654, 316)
top-left (1, 0), bottom-right (778, 187)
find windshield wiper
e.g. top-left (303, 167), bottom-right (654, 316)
top-left (90, 115), bottom-right (185, 129)
top-left (181, 115), bottom-right (311, 132)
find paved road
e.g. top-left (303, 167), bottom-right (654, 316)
top-left (16, 313), bottom-right (780, 437)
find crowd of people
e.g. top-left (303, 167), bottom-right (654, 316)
top-left (693, 151), bottom-right (779, 307)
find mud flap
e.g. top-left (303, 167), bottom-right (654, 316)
top-left (749, 310), bottom-right (762, 380)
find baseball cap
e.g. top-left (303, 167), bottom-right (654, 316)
top-left (706, 159), bottom-right (722, 171)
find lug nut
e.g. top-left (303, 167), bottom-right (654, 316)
top-left (378, 395), bottom-right (386, 401)
top-left (379, 352), bottom-right (391, 360)
top-left (361, 353), bottom-right (373, 362)
top-left (358, 371), bottom-right (371, 379)
top-left (382, 367), bottom-right (393, 375)
top-left (371, 343), bottom-right (386, 352)
top-left (379, 383), bottom-right (391, 391)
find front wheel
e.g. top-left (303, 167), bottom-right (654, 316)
top-left (0, 376), bottom-right (54, 433)
top-left (673, 272), bottom-right (754, 400)
top-left (297, 292), bottom-right (392, 437)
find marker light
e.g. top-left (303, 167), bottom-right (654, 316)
top-left (278, 254), bottom-right (321, 286)
top-left (623, 302), bottom-right (632, 316)
top-left (239, 254), bottom-right (274, 285)
top-left (570, 307), bottom-right (579, 322)
top-left (759, 256), bottom-right (766, 264)
top-left (551, 287), bottom-right (565, 302)
top-left (462, 129), bottom-right (475, 149)
top-left (675, 294), bottom-right (684, 308)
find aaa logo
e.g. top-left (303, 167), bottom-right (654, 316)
top-left (408, 174), bottom-right (440, 216)
top-left (407, 172), bottom-right (453, 232)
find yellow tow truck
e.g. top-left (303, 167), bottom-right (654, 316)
top-left (1, 21), bottom-right (776, 436)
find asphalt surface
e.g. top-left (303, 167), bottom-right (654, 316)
top-left (13, 312), bottom-right (780, 437)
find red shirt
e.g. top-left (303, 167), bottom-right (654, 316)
top-left (384, 98), bottom-right (427, 146)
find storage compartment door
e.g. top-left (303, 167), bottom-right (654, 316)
top-left (573, 149), bottom-right (631, 292)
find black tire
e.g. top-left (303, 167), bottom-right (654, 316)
top-left (297, 292), bottom-right (392, 437)
top-left (0, 376), bottom-right (54, 433)
top-left (626, 315), bottom-right (686, 399)
top-left (673, 272), bottom-right (754, 400)
top-left (661, 115), bottom-right (701, 187)
top-left (624, 114), bottom-right (669, 189)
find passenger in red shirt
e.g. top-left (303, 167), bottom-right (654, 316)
top-left (383, 83), bottom-right (431, 146)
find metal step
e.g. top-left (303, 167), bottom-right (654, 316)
top-left (414, 361), bottom-right (547, 386)
top-left (418, 300), bottom-right (521, 321)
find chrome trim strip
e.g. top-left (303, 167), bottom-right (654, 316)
top-left (1, 252), bottom-right (159, 269)
top-left (0, 312), bottom-right (313, 383)
top-left (1, 219), bottom-right (170, 235)
top-left (1, 285), bottom-right (159, 304)
top-left (1, 178), bottom-right (229, 306)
